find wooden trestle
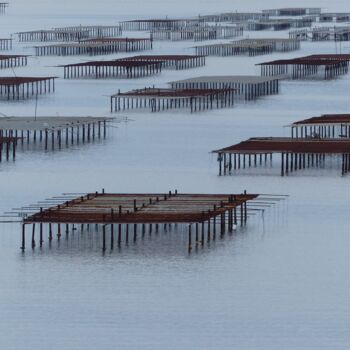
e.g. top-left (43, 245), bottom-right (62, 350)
top-left (119, 55), bottom-right (205, 70)
top-left (0, 77), bottom-right (56, 100)
top-left (214, 137), bottom-right (350, 177)
top-left (194, 39), bottom-right (300, 57)
top-left (150, 25), bottom-right (243, 42)
top-left (110, 88), bottom-right (236, 113)
top-left (0, 55), bottom-right (28, 69)
top-left (0, 116), bottom-right (112, 150)
top-left (18, 26), bottom-right (122, 42)
top-left (61, 60), bottom-right (162, 79)
top-left (170, 76), bottom-right (279, 101)
top-left (34, 38), bottom-right (152, 56)
top-left (290, 114), bottom-right (350, 139)
top-left (258, 54), bottom-right (350, 80)
top-left (120, 19), bottom-right (205, 31)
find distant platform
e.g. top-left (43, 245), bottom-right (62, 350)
top-left (169, 75), bottom-right (280, 101)
top-left (214, 137), bottom-right (350, 176)
top-left (0, 77), bottom-right (56, 100)
top-left (0, 116), bottom-right (113, 131)
top-left (0, 116), bottom-right (114, 149)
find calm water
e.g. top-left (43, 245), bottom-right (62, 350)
top-left (1, 0), bottom-right (350, 349)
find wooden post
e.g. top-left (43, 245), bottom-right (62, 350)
top-left (201, 222), bottom-right (205, 245)
top-left (118, 224), bottom-right (122, 245)
top-left (111, 224), bottom-right (114, 249)
top-left (207, 219), bottom-right (211, 242)
top-left (188, 224), bottom-right (192, 252)
top-left (21, 224), bottom-right (26, 250)
top-left (49, 223), bottom-right (53, 241)
top-left (31, 224), bottom-right (36, 248)
top-left (40, 223), bottom-right (43, 247)
top-left (102, 225), bottom-right (106, 251)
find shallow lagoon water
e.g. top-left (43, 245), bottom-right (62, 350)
top-left (1, 0), bottom-right (350, 349)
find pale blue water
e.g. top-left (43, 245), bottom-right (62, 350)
top-left (1, 0), bottom-right (350, 349)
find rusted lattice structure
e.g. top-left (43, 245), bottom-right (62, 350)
top-left (213, 137), bottom-right (350, 177)
top-left (258, 54), bottom-right (350, 80)
top-left (110, 87), bottom-right (236, 113)
top-left (17, 190), bottom-right (281, 252)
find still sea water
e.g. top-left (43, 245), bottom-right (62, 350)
top-left (1, 0), bottom-right (350, 349)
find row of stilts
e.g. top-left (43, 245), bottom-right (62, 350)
top-left (291, 125), bottom-right (341, 138)
top-left (21, 206), bottom-right (249, 253)
top-left (63, 62), bottom-right (162, 79)
top-left (150, 26), bottom-right (243, 42)
top-left (187, 208), bottom-right (247, 252)
top-left (111, 91), bottom-right (235, 113)
top-left (0, 139), bottom-right (16, 161)
top-left (218, 152), bottom-right (349, 176)
top-left (290, 28), bottom-right (350, 41)
top-left (0, 55), bottom-right (27, 69)
top-left (34, 39), bottom-right (152, 56)
top-left (2, 121), bottom-right (107, 150)
top-left (171, 80), bottom-right (279, 101)
top-left (280, 153), bottom-right (350, 176)
top-left (219, 153), bottom-right (273, 176)
top-left (260, 62), bottom-right (349, 80)
top-left (0, 78), bottom-right (55, 100)
top-left (195, 44), bottom-right (274, 57)
top-left (0, 39), bottom-right (12, 50)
